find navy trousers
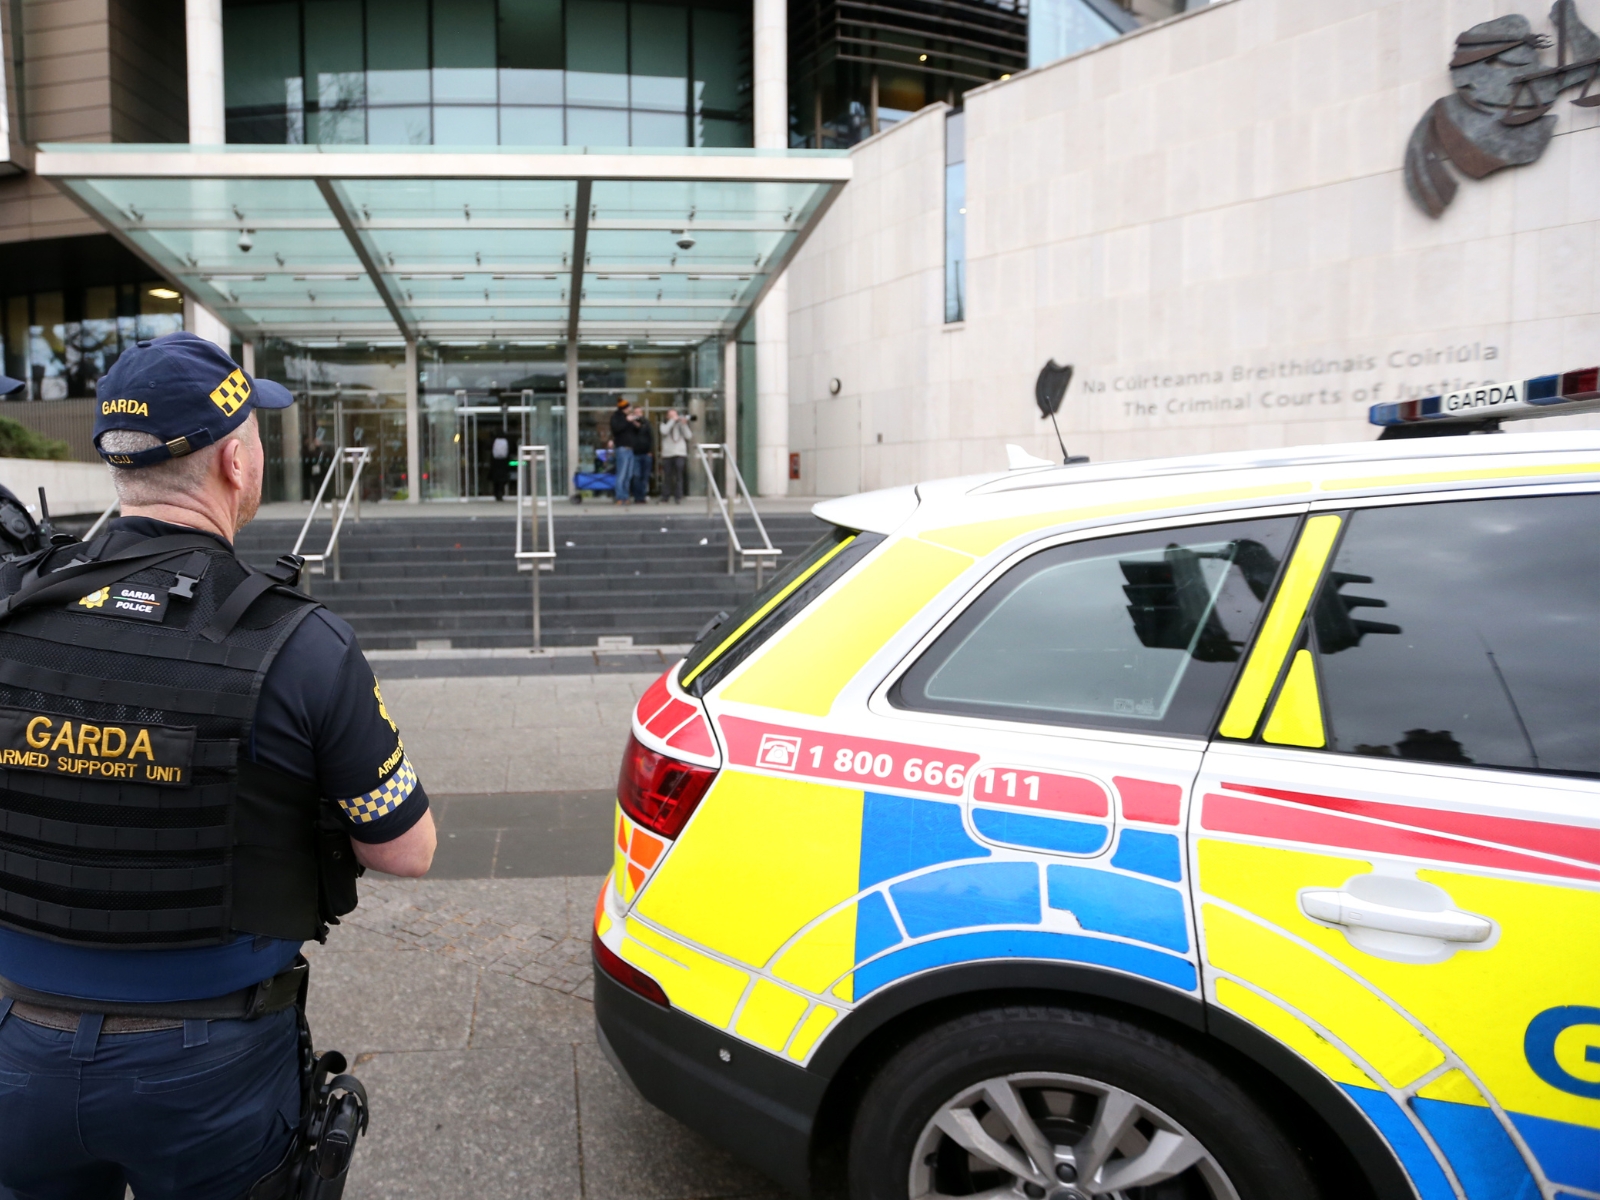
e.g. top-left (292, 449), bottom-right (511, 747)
top-left (0, 1001), bottom-right (299, 1200)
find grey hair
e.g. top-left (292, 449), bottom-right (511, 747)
top-left (101, 415), bottom-right (257, 507)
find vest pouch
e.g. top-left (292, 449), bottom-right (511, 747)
top-left (229, 759), bottom-right (323, 941)
top-left (317, 812), bottom-right (361, 926)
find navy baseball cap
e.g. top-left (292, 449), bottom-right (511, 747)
top-left (94, 331), bottom-right (294, 469)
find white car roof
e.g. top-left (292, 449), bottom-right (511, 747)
top-left (814, 431), bottom-right (1600, 539)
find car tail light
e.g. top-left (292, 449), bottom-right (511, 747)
top-left (593, 929), bottom-right (669, 1007)
top-left (617, 733), bottom-right (717, 839)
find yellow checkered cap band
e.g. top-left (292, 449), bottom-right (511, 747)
top-left (338, 756), bottom-right (418, 824)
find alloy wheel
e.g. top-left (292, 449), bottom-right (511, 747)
top-left (908, 1072), bottom-right (1241, 1200)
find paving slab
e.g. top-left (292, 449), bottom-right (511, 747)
top-left (341, 1046), bottom-right (584, 1200)
top-left (305, 949), bottom-right (479, 1053)
top-left (426, 790), bottom-right (616, 879)
top-left (297, 875), bottom-right (781, 1199)
top-left (376, 673), bottom-right (655, 795)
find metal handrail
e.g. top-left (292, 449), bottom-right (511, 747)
top-left (514, 443), bottom-right (557, 650)
top-left (291, 446), bottom-right (371, 589)
top-left (83, 496), bottom-right (119, 541)
top-left (694, 443), bottom-right (781, 587)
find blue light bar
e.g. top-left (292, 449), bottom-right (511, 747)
top-left (1369, 367), bottom-right (1600, 427)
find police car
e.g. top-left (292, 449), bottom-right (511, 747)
top-left (593, 382), bottom-right (1600, 1200)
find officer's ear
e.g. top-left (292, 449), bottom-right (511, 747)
top-left (216, 414), bottom-right (261, 491)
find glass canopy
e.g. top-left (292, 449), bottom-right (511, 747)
top-left (34, 144), bottom-right (850, 344)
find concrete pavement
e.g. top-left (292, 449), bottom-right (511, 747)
top-left (305, 876), bottom-right (778, 1200)
top-left (306, 664), bottom-right (783, 1198)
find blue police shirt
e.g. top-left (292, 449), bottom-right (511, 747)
top-left (0, 518), bottom-right (429, 1003)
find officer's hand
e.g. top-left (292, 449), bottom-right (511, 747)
top-left (352, 809), bottom-right (436, 877)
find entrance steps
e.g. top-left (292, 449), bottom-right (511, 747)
top-left (233, 509), bottom-right (828, 650)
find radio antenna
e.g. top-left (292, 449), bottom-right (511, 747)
top-left (36, 488), bottom-right (54, 542)
top-left (1034, 360), bottom-right (1089, 465)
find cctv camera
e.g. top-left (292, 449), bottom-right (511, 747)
top-left (238, 229), bottom-right (255, 253)
top-left (675, 235), bottom-right (696, 251)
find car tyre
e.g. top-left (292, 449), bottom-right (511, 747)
top-left (847, 1005), bottom-right (1317, 1200)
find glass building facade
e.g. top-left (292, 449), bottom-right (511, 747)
top-left (209, 0), bottom-right (763, 502)
top-left (251, 338), bottom-right (727, 504)
top-left (792, 0), bottom-right (1025, 148)
top-left (1, 285), bottom-right (183, 401)
top-left (944, 110), bottom-right (964, 324)
top-left (222, 0), bottom-right (753, 149)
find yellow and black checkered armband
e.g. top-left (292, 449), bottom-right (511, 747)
top-left (337, 756), bottom-right (418, 824)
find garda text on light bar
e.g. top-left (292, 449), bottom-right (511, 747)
top-left (1369, 367), bottom-right (1600, 427)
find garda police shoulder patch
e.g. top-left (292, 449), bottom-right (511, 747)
top-left (73, 583), bottom-right (169, 622)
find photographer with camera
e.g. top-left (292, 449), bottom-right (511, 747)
top-left (659, 408), bottom-right (692, 504)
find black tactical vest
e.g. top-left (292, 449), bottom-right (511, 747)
top-left (0, 527), bottom-right (355, 949)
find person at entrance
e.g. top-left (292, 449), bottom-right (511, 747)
top-left (610, 398), bottom-right (635, 505)
top-left (660, 408), bottom-right (691, 503)
top-left (490, 432), bottom-right (512, 501)
top-left (0, 332), bottom-right (437, 1200)
top-left (629, 406), bottom-right (655, 504)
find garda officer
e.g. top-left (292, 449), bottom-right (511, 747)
top-left (0, 332), bottom-right (436, 1199)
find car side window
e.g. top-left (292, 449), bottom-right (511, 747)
top-left (1310, 493), bottom-right (1600, 777)
top-left (892, 517), bottom-right (1297, 736)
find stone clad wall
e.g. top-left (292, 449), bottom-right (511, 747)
top-left (0, 0), bottom-right (186, 245)
top-left (0, 0), bottom-right (112, 243)
top-left (789, 102), bottom-right (949, 497)
top-left (786, 0), bottom-right (1600, 493)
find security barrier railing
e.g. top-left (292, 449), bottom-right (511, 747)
top-left (83, 496), bottom-right (119, 541)
top-left (695, 443), bottom-right (781, 587)
top-left (514, 443), bottom-right (557, 649)
top-left (291, 446), bottom-right (372, 590)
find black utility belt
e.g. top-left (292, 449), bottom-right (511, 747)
top-left (0, 956), bottom-right (307, 1021)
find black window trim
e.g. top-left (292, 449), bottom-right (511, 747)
top-left (679, 526), bottom-right (888, 699)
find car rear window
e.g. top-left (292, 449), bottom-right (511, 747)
top-left (892, 517), bottom-right (1297, 737)
top-left (678, 526), bottom-right (884, 697)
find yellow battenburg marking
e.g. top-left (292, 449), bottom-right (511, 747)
top-left (1218, 514), bottom-right (1341, 739)
top-left (209, 368), bottom-right (252, 416)
top-left (832, 976), bottom-right (854, 1003)
top-left (1261, 649), bottom-right (1325, 746)
top-left (596, 908), bottom-right (613, 937)
top-left (1213, 977), bottom-right (1369, 1087)
top-left (721, 538), bottom-right (971, 715)
top-left (337, 756), bottom-right (417, 823)
top-left (918, 482), bottom-right (1312, 558)
top-left (636, 771), bottom-right (864, 966)
top-left (623, 917), bottom-right (749, 1027)
top-left (1202, 838), bottom-right (1600, 1122)
top-left (788, 1005), bottom-right (837, 1061)
top-left (1322, 461), bottom-right (1600, 493)
top-left (735, 978), bottom-right (810, 1051)
top-left (681, 535), bottom-right (858, 688)
top-left (1398, 868), bottom-right (1600, 1126)
top-left (772, 905), bottom-right (859, 993)
top-left (1202, 903), bottom-right (1444, 1087)
top-left (613, 807), bottom-right (634, 902)
top-left (1415, 1069), bottom-right (1487, 1106)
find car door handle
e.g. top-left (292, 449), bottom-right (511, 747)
top-left (1300, 889), bottom-right (1493, 943)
